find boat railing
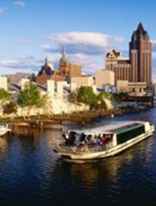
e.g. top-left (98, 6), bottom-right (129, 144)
top-left (55, 143), bottom-right (113, 154)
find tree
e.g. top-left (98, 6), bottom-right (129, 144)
top-left (17, 83), bottom-right (47, 116)
top-left (77, 86), bottom-right (97, 109)
top-left (69, 87), bottom-right (112, 111)
top-left (96, 93), bottom-right (107, 109)
top-left (0, 89), bottom-right (11, 105)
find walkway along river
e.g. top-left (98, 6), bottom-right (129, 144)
top-left (0, 108), bottom-right (156, 206)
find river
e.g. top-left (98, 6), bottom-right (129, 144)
top-left (0, 108), bottom-right (156, 206)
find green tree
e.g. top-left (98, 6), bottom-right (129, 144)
top-left (96, 92), bottom-right (108, 109)
top-left (69, 87), bottom-right (112, 110)
top-left (0, 89), bottom-right (11, 105)
top-left (77, 86), bottom-right (97, 109)
top-left (17, 83), bottom-right (47, 116)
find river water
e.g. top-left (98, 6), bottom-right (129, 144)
top-left (0, 109), bottom-right (156, 206)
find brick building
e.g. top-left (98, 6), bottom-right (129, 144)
top-left (106, 23), bottom-right (152, 89)
top-left (36, 52), bottom-right (82, 85)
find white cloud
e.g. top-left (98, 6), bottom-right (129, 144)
top-left (68, 53), bottom-right (104, 74)
top-left (14, 0), bottom-right (25, 8)
top-left (42, 32), bottom-right (125, 55)
top-left (41, 32), bottom-right (125, 73)
top-left (0, 56), bottom-right (40, 74)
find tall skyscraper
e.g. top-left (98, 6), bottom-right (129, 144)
top-left (130, 23), bottom-right (152, 87)
top-left (106, 23), bottom-right (152, 88)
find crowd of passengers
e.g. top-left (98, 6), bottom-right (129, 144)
top-left (63, 131), bottom-right (112, 147)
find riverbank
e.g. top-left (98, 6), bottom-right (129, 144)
top-left (0, 105), bottom-right (151, 131)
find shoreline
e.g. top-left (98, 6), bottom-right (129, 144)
top-left (1, 106), bottom-right (151, 131)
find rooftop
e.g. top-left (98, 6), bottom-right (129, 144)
top-left (66, 121), bottom-right (146, 135)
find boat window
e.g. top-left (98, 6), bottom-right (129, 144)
top-left (117, 125), bottom-right (145, 144)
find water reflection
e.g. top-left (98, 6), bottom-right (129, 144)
top-left (0, 109), bottom-right (155, 205)
top-left (60, 132), bottom-right (155, 191)
top-left (0, 136), bottom-right (8, 160)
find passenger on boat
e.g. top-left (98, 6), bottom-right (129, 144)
top-left (80, 133), bottom-right (86, 143)
top-left (101, 134), bottom-right (112, 145)
top-left (63, 133), bottom-right (70, 146)
top-left (96, 136), bottom-right (102, 146)
top-left (89, 135), bottom-right (97, 145)
top-left (75, 134), bottom-right (80, 146)
top-left (86, 135), bottom-right (92, 142)
top-left (65, 131), bottom-right (76, 146)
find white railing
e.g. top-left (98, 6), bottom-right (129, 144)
top-left (55, 142), bottom-right (113, 154)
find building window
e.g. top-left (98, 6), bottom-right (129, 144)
top-left (117, 125), bottom-right (145, 144)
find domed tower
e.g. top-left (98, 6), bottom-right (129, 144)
top-left (36, 57), bottom-right (54, 85)
top-left (129, 23), bottom-right (152, 87)
top-left (38, 57), bottom-right (54, 76)
top-left (59, 48), bottom-right (70, 76)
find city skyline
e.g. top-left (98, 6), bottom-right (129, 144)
top-left (0, 0), bottom-right (156, 79)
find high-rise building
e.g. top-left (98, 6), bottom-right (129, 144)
top-left (130, 23), bottom-right (152, 87)
top-left (106, 23), bottom-right (152, 88)
top-left (105, 50), bottom-right (132, 84)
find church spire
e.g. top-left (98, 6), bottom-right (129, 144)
top-left (45, 57), bottom-right (48, 65)
top-left (59, 46), bottom-right (69, 65)
top-left (137, 22), bottom-right (145, 32)
top-left (62, 46), bottom-right (66, 58)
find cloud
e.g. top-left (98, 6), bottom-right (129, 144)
top-left (42, 32), bottom-right (156, 76)
top-left (42, 32), bottom-right (125, 56)
top-left (41, 32), bottom-right (125, 74)
top-left (52, 53), bottom-right (103, 75)
top-left (13, 0), bottom-right (25, 8)
top-left (0, 56), bottom-right (40, 74)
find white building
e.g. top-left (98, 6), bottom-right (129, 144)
top-left (20, 78), bottom-right (30, 90)
top-left (47, 80), bottom-right (89, 114)
top-left (70, 76), bottom-right (94, 92)
top-left (0, 76), bottom-right (8, 91)
top-left (117, 80), bottom-right (147, 96)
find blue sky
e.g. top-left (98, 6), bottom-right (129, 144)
top-left (0, 0), bottom-right (156, 78)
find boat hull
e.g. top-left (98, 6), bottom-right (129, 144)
top-left (56, 126), bottom-right (155, 163)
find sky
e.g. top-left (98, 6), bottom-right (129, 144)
top-left (0, 0), bottom-right (156, 78)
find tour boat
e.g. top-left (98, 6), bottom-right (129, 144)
top-left (53, 121), bottom-right (155, 163)
top-left (0, 124), bottom-right (11, 136)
